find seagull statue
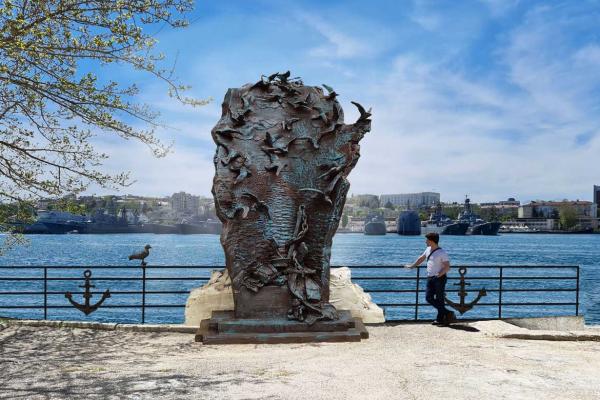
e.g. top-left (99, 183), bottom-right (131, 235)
top-left (351, 101), bottom-right (372, 122)
top-left (129, 244), bottom-right (151, 266)
top-left (322, 84), bottom-right (338, 100)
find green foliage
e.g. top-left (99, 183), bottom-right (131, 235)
top-left (52, 198), bottom-right (87, 215)
top-left (341, 213), bottom-right (348, 228)
top-left (0, 201), bottom-right (35, 223)
top-left (0, 1), bottom-right (207, 240)
top-left (353, 194), bottom-right (379, 209)
top-left (442, 206), bottom-right (459, 220)
top-left (559, 205), bottom-right (578, 230)
top-left (489, 206), bottom-right (499, 221)
top-left (418, 211), bottom-right (428, 221)
top-left (384, 200), bottom-right (394, 210)
top-left (0, 201), bottom-right (33, 254)
top-left (480, 206), bottom-right (500, 222)
top-left (354, 209), bottom-right (366, 218)
top-left (117, 200), bottom-right (142, 211)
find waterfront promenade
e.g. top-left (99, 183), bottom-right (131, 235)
top-left (1, 321), bottom-right (599, 399)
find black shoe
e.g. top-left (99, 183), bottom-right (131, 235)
top-left (445, 311), bottom-right (457, 325)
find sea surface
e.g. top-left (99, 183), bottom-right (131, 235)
top-left (0, 233), bottom-right (598, 325)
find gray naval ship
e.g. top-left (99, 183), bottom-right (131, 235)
top-left (12, 208), bottom-right (221, 234)
top-left (397, 210), bottom-right (421, 235)
top-left (364, 212), bottom-right (387, 235)
top-left (16, 208), bottom-right (146, 234)
top-left (9, 210), bottom-right (89, 234)
top-left (175, 217), bottom-right (223, 234)
top-left (457, 197), bottom-right (502, 235)
top-left (421, 203), bottom-right (469, 235)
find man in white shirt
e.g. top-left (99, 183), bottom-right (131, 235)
top-left (406, 232), bottom-right (456, 325)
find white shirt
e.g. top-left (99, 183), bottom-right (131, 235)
top-left (421, 247), bottom-right (450, 277)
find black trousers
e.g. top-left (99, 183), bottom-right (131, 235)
top-left (426, 275), bottom-right (449, 322)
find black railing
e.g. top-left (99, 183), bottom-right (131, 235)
top-left (350, 265), bottom-right (579, 321)
top-left (0, 265), bottom-right (579, 323)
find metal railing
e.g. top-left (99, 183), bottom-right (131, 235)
top-left (0, 265), bottom-right (579, 323)
top-left (350, 265), bottom-right (579, 321)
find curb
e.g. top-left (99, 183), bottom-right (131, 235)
top-left (2, 319), bottom-right (198, 334)
top-left (4, 318), bottom-right (600, 340)
top-left (501, 332), bottom-right (600, 342)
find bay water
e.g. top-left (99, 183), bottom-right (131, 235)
top-left (0, 233), bottom-right (598, 325)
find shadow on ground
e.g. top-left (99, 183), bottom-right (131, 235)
top-left (0, 326), bottom-right (271, 400)
top-left (442, 324), bottom-right (480, 332)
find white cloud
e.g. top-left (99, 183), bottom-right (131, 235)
top-left (82, 2), bottom-right (600, 204)
top-left (410, 0), bottom-right (444, 31)
top-left (574, 44), bottom-right (600, 67)
top-left (297, 13), bottom-right (376, 60)
top-left (343, 45), bottom-right (600, 203)
top-left (479, 0), bottom-right (520, 17)
top-left (410, 12), bottom-right (440, 31)
top-left (86, 124), bottom-right (216, 198)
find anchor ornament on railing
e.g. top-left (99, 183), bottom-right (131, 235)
top-left (65, 269), bottom-right (111, 315)
top-left (444, 266), bottom-right (487, 315)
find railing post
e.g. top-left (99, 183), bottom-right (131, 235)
top-left (141, 265), bottom-right (146, 324)
top-left (575, 266), bottom-right (580, 316)
top-left (414, 266), bottom-right (420, 321)
top-left (43, 267), bottom-right (48, 320)
top-left (498, 266), bottom-right (503, 319)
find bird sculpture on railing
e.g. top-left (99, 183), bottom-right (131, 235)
top-left (129, 244), bottom-right (151, 266)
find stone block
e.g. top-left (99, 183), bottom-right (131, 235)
top-left (196, 310), bottom-right (368, 344)
top-left (185, 267), bottom-right (385, 326)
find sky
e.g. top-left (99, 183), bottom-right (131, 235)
top-left (87, 0), bottom-right (600, 204)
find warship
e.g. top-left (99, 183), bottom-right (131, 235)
top-left (12, 212), bottom-right (222, 234)
top-left (457, 197), bottom-right (501, 235)
top-left (397, 210), bottom-right (421, 235)
top-left (10, 210), bottom-right (88, 234)
top-left (364, 213), bottom-right (387, 235)
top-left (78, 209), bottom-right (145, 234)
top-left (421, 203), bottom-right (469, 235)
top-left (175, 218), bottom-right (223, 234)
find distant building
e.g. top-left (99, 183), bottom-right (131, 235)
top-left (501, 218), bottom-right (557, 231)
top-left (518, 200), bottom-right (598, 229)
top-left (379, 192), bottom-right (440, 208)
top-left (36, 199), bottom-right (51, 210)
top-left (480, 198), bottom-right (520, 217)
top-left (480, 198), bottom-right (520, 207)
top-left (594, 185), bottom-right (600, 206)
top-left (518, 200), bottom-right (596, 218)
top-left (350, 194), bottom-right (380, 208)
top-left (170, 192), bottom-right (200, 215)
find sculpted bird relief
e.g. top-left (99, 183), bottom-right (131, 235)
top-left (210, 72), bottom-right (371, 324)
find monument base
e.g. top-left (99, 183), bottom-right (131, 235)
top-left (195, 310), bottom-right (369, 344)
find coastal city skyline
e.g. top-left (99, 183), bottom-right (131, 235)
top-left (78, 1), bottom-right (600, 203)
top-left (80, 186), bottom-right (600, 206)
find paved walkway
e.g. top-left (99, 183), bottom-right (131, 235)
top-left (1, 321), bottom-right (599, 399)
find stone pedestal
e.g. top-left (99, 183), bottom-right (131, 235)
top-left (185, 267), bottom-right (385, 326)
top-left (196, 310), bottom-right (368, 344)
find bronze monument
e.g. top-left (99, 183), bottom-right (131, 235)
top-left (197, 72), bottom-right (371, 343)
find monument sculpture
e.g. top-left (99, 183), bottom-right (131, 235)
top-left (197, 72), bottom-right (371, 343)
